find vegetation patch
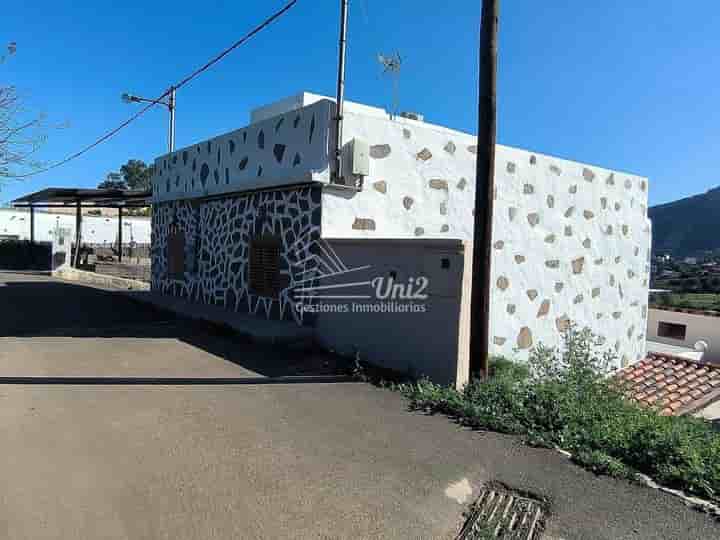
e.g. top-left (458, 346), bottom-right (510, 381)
top-left (398, 326), bottom-right (720, 504)
top-left (653, 292), bottom-right (720, 312)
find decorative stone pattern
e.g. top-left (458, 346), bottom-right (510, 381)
top-left (151, 100), bottom-right (332, 203)
top-left (321, 108), bottom-right (651, 368)
top-left (152, 185), bottom-right (321, 324)
top-left (153, 96), bottom-right (650, 370)
top-left (517, 327), bottom-right (533, 349)
top-left (416, 148), bottom-right (433, 161)
top-left (370, 144), bottom-right (392, 159)
top-left (352, 218), bottom-right (376, 231)
top-left (429, 179), bottom-right (449, 190)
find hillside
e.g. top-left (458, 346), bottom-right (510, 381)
top-left (649, 187), bottom-right (720, 258)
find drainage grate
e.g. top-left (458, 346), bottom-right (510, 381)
top-left (457, 485), bottom-right (547, 540)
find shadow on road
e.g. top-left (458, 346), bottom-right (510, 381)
top-left (0, 275), bottom-right (353, 381)
top-left (0, 375), bottom-right (356, 385)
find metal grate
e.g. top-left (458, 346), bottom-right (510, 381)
top-left (457, 485), bottom-right (547, 540)
top-left (249, 235), bottom-right (286, 298)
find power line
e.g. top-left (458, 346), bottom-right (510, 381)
top-left (173, 0), bottom-right (298, 91)
top-left (11, 0), bottom-right (299, 179)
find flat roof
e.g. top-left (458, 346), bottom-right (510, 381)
top-left (646, 340), bottom-right (705, 362)
top-left (12, 188), bottom-right (151, 208)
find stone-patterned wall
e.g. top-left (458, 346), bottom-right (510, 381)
top-left (152, 186), bottom-right (321, 323)
top-left (322, 110), bottom-right (651, 368)
top-left (150, 100), bottom-right (333, 204)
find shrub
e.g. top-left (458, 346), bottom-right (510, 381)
top-left (399, 325), bottom-right (720, 503)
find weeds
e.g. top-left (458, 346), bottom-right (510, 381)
top-left (399, 325), bottom-right (720, 504)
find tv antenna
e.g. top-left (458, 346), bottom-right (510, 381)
top-left (377, 52), bottom-right (402, 117)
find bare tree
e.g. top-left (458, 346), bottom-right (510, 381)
top-left (1, 42), bottom-right (48, 179)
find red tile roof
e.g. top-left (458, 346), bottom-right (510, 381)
top-left (615, 353), bottom-right (720, 416)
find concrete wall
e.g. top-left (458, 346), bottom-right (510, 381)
top-left (0, 209), bottom-right (151, 244)
top-left (322, 108), bottom-right (651, 367)
top-left (313, 239), bottom-right (469, 387)
top-left (55, 266), bottom-right (150, 291)
top-left (151, 100), bottom-right (333, 204)
top-left (648, 308), bottom-right (720, 363)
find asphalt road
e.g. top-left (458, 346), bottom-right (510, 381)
top-left (0, 271), bottom-right (718, 540)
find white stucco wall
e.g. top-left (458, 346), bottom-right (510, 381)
top-left (148, 92), bottom-right (651, 369)
top-left (151, 99), bottom-right (333, 203)
top-left (322, 109), bottom-right (651, 367)
top-left (0, 209), bottom-right (151, 244)
top-left (648, 308), bottom-right (720, 363)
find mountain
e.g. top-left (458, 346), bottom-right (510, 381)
top-left (649, 187), bottom-right (720, 258)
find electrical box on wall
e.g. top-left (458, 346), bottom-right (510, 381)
top-left (348, 138), bottom-right (370, 176)
top-left (338, 138), bottom-right (369, 189)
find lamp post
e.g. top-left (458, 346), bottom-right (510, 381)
top-left (122, 87), bottom-right (176, 152)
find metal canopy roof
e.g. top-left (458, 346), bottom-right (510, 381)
top-left (12, 188), bottom-right (151, 208)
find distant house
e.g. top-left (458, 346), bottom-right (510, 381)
top-left (148, 92), bottom-right (651, 386)
top-left (647, 306), bottom-right (720, 363)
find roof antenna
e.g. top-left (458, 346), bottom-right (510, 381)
top-left (377, 52), bottom-right (402, 118)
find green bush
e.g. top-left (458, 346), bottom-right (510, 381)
top-left (400, 325), bottom-right (720, 503)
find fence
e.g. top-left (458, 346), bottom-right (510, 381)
top-left (0, 240), bottom-right (52, 270)
top-left (73, 243), bottom-right (152, 283)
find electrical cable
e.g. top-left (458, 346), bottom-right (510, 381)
top-left (11, 0), bottom-right (298, 179)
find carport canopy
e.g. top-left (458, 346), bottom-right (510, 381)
top-left (12, 187), bottom-right (152, 266)
top-left (13, 187), bottom-right (151, 209)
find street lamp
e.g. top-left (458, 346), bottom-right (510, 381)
top-left (121, 87), bottom-right (176, 152)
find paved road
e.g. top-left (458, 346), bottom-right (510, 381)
top-left (0, 271), bottom-right (718, 540)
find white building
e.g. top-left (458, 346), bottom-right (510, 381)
top-left (0, 208), bottom-right (151, 245)
top-left (647, 306), bottom-right (720, 363)
top-left (149, 92), bottom-right (651, 386)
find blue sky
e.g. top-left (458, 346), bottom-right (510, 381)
top-left (2, 1), bottom-right (719, 206)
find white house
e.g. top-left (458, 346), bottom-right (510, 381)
top-left (647, 306), bottom-right (720, 363)
top-left (149, 92), bottom-right (651, 386)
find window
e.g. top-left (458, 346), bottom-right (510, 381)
top-left (249, 235), bottom-right (287, 297)
top-left (167, 225), bottom-right (185, 279)
top-left (658, 321), bottom-right (687, 340)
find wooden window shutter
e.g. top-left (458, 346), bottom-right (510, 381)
top-left (167, 225), bottom-right (185, 279)
top-left (249, 235), bottom-right (287, 297)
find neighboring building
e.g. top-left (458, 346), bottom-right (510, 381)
top-left (617, 353), bottom-right (720, 419)
top-left (149, 92), bottom-right (651, 386)
top-left (0, 208), bottom-right (151, 245)
top-left (647, 306), bottom-right (720, 363)
top-left (684, 257), bottom-right (698, 265)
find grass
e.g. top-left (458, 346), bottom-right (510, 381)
top-left (652, 292), bottom-right (720, 311)
top-left (397, 326), bottom-right (720, 505)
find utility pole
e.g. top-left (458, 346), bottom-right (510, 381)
top-left (168, 87), bottom-right (176, 152)
top-left (334, 0), bottom-right (349, 183)
top-left (122, 88), bottom-right (176, 153)
top-left (469, 0), bottom-right (499, 380)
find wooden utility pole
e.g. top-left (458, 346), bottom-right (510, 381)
top-left (469, 0), bottom-right (499, 379)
